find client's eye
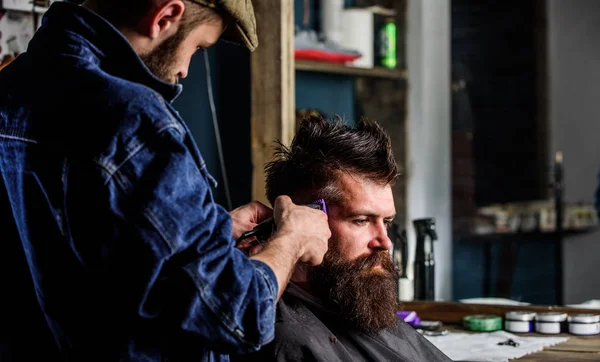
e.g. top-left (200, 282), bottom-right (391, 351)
top-left (353, 219), bottom-right (368, 226)
top-left (384, 219), bottom-right (394, 229)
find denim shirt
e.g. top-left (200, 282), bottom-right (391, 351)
top-left (0, 2), bottom-right (277, 361)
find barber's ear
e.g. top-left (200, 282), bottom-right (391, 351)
top-left (145, 0), bottom-right (185, 39)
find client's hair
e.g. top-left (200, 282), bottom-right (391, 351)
top-left (265, 115), bottom-right (399, 206)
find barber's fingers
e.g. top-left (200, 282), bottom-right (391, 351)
top-left (273, 195), bottom-right (331, 266)
top-left (230, 200), bottom-right (274, 240)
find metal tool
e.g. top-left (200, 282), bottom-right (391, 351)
top-left (498, 338), bottom-right (520, 347)
top-left (418, 329), bottom-right (449, 337)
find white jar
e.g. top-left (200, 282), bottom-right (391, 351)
top-left (505, 311), bottom-right (536, 333)
top-left (568, 314), bottom-right (600, 336)
top-left (535, 312), bottom-right (567, 334)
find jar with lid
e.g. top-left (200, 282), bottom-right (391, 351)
top-left (568, 314), bottom-right (600, 336)
top-left (504, 311), bottom-right (536, 333)
top-left (535, 312), bottom-right (568, 334)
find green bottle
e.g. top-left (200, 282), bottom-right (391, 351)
top-left (378, 18), bottom-right (397, 69)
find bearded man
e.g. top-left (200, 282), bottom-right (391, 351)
top-left (235, 115), bottom-right (452, 362)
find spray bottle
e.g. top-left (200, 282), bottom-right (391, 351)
top-left (413, 218), bottom-right (438, 300)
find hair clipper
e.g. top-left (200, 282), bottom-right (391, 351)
top-left (236, 199), bottom-right (327, 245)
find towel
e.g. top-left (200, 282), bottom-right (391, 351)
top-left (424, 330), bottom-right (568, 362)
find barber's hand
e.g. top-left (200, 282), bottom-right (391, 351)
top-left (230, 201), bottom-right (272, 241)
top-left (272, 195), bottom-right (331, 266)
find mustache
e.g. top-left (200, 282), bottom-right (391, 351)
top-left (350, 250), bottom-right (396, 272)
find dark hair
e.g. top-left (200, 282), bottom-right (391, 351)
top-left (264, 115), bottom-right (399, 206)
top-left (93, 0), bottom-right (220, 36)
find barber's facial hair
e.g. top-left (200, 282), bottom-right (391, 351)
top-left (140, 28), bottom-right (186, 84)
top-left (309, 249), bottom-right (399, 334)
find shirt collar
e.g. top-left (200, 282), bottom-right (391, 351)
top-left (35, 2), bottom-right (183, 102)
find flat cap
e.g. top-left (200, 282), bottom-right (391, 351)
top-left (192, 0), bottom-right (258, 51)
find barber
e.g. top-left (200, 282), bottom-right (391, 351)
top-left (0, 0), bottom-right (330, 361)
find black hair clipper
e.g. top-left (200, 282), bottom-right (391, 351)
top-left (236, 199), bottom-right (327, 245)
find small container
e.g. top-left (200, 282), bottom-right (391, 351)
top-left (535, 312), bottom-right (568, 334)
top-left (505, 311), bottom-right (536, 333)
top-left (463, 315), bottom-right (503, 332)
top-left (568, 314), bottom-right (600, 336)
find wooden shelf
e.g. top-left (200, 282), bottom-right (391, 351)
top-left (401, 301), bottom-right (600, 324)
top-left (295, 60), bottom-right (406, 80)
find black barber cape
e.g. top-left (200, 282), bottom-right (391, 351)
top-left (234, 283), bottom-right (452, 362)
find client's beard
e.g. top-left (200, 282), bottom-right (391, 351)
top-left (308, 249), bottom-right (399, 334)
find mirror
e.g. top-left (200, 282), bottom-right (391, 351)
top-left (449, 0), bottom-right (600, 309)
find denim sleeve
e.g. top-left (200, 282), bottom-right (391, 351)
top-left (111, 127), bottom-right (278, 354)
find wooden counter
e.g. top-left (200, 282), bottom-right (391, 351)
top-left (402, 301), bottom-right (600, 361)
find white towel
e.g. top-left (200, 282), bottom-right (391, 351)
top-left (424, 330), bottom-right (568, 362)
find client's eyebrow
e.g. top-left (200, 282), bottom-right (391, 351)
top-left (346, 210), bottom-right (396, 219)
